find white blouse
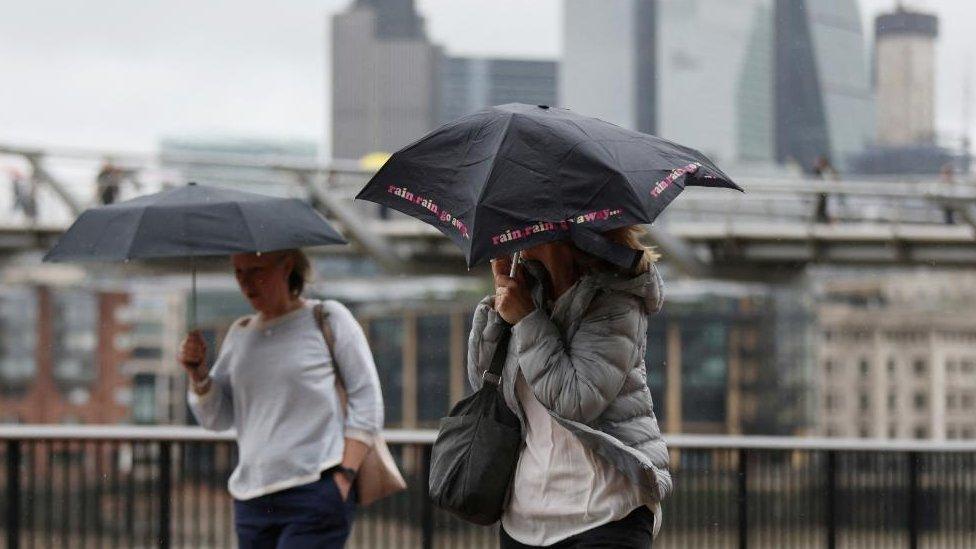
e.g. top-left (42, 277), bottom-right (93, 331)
top-left (502, 371), bottom-right (661, 546)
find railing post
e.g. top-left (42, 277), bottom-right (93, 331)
top-left (158, 441), bottom-right (172, 549)
top-left (908, 452), bottom-right (919, 549)
top-left (826, 450), bottom-right (837, 549)
top-left (420, 444), bottom-right (434, 549)
top-left (6, 440), bottom-right (21, 549)
top-left (737, 448), bottom-right (748, 549)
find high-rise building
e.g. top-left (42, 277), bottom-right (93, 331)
top-left (875, 7), bottom-right (939, 146)
top-left (657, 0), bottom-right (769, 164)
top-left (817, 273), bottom-right (976, 440)
top-left (331, 0), bottom-right (442, 160)
top-left (560, 0), bottom-right (656, 134)
top-left (438, 57), bottom-right (558, 125)
top-left (561, 0), bottom-right (874, 171)
top-left (773, 0), bottom-right (874, 171)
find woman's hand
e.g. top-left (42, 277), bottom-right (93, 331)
top-left (178, 331), bottom-right (208, 382)
top-left (332, 471), bottom-right (352, 502)
top-left (491, 257), bottom-right (535, 324)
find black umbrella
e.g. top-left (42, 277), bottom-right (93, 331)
top-left (44, 182), bottom-right (347, 325)
top-left (356, 103), bottom-right (742, 269)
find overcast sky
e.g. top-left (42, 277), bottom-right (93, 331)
top-left (0, 0), bottom-right (972, 157)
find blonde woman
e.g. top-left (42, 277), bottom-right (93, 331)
top-left (468, 227), bottom-right (671, 548)
top-left (179, 249), bottom-right (383, 548)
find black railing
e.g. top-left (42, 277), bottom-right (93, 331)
top-left (1, 427), bottom-right (975, 548)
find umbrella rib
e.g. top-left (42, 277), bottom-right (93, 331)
top-left (119, 205), bottom-right (150, 261)
top-left (235, 201), bottom-right (263, 253)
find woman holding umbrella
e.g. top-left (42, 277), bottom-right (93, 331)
top-left (179, 249), bottom-right (384, 548)
top-left (467, 227), bottom-right (668, 548)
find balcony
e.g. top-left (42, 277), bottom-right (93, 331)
top-left (1, 427), bottom-right (975, 548)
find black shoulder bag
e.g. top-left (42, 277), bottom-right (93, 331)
top-left (427, 326), bottom-right (522, 525)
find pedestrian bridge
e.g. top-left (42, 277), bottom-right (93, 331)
top-left (2, 144), bottom-right (974, 279)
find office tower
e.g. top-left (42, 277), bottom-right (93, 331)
top-left (875, 7), bottom-right (939, 146)
top-left (331, 0), bottom-right (441, 160)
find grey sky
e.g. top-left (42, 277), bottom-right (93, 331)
top-left (0, 0), bottom-right (972, 157)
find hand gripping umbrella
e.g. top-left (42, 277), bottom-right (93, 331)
top-left (43, 182), bottom-right (347, 326)
top-left (356, 103), bottom-right (742, 270)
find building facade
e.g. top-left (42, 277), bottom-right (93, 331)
top-left (331, 0), bottom-right (441, 160)
top-left (560, 0), bottom-right (656, 134)
top-left (874, 8), bottom-right (939, 147)
top-left (438, 57), bottom-right (558, 125)
top-left (772, 0), bottom-right (874, 171)
top-left (817, 274), bottom-right (976, 440)
top-left (0, 285), bottom-right (131, 425)
top-left (561, 0), bottom-right (874, 171)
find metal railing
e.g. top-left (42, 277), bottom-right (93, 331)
top-left (2, 426), bottom-right (975, 548)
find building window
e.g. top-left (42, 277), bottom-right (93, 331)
top-left (859, 393), bottom-right (870, 411)
top-left (963, 393), bottom-right (975, 410)
top-left (823, 359), bottom-right (834, 374)
top-left (888, 425), bottom-right (897, 439)
top-left (947, 393), bottom-right (957, 410)
top-left (914, 426), bottom-right (928, 439)
top-left (826, 394), bottom-right (841, 411)
top-left (947, 428), bottom-right (957, 440)
top-left (946, 360), bottom-right (957, 373)
top-left (416, 314), bottom-right (452, 427)
top-left (887, 359), bottom-right (896, 374)
top-left (963, 428), bottom-right (975, 439)
top-left (914, 392), bottom-right (927, 410)
top-left (826, 426), bottom-right (838, 437)
top-left (368, 317), bottom-right (404, 426)
top-left (858, 426), bottom-right (870, 438)
top-left (0, 288), bottom-right (38, 392)
top-left (888, 394), bottom-right (897, 410)
top-left (913, 359), bottom-right (927, 376)
top-left (52, 289), bottom-right (98, 387)
top-left (859, 359), bottom-right (870, 377)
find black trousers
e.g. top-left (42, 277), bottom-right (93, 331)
top-left (500, 506), bottom-right (654, 549)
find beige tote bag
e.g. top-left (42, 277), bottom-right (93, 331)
top-left (314, 302), bottom-right (407, 506)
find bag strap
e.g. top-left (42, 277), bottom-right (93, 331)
top-left (313, 302), bottom-right (348, 396)
top-left (482, 326), bottom-right (512, 387)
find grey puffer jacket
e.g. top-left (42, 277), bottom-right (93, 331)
top-left (467, 260), bottom-right (672, 503)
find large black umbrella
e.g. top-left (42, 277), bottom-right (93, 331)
top-left (357, 103), bottom-right (742, 269)
top-left (44, 182), bottom-right (347, 324)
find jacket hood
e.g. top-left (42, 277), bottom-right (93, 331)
top-left (594, 263), bottom-right (665, 315)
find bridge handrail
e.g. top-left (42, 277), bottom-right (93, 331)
top-left (1, 425), bottom-right (975, 452)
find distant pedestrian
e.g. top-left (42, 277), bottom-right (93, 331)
top-left (469, 226), bottom-right (670, 548)
top-left (940, 163), bottom-right (956, 225)
top-left (96, 160), bottom-right (123, 205)
top-left (8, 168), bottom-right (36, 220)
top-left (812, 155), bottom-right (839, 223)
top-left (179, 249), bottom-right (384, 548)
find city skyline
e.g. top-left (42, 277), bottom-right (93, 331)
top-left (0, 0), bottom-right (972, 158)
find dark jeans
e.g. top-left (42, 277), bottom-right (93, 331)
top-left (500, 506), bottom-right (655, 548)
top-left (234, 470), bottom-right (357, 549)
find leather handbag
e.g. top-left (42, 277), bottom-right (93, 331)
top-left (427, 326), bottom-right (522, 525)
top-left (314, 302), bottom-right (407, 506)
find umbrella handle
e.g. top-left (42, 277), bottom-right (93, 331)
top-left (190, 259), bottom-right (197, 330)
top-left (509, 251), bottom-right (520, 278)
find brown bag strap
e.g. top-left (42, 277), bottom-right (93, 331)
top-left (313, 302), bottom-right (348, 406)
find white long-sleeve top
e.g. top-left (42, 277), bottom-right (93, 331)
top-left (188, 299), bottom-right (384, 501)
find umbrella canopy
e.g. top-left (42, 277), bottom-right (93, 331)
top-left (356, 103), bottom-right (742, 268)
top-left (44, 183), bottom-right (347, 262)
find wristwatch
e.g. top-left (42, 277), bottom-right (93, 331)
top-left (337, 465), bottom-right (358, 483)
